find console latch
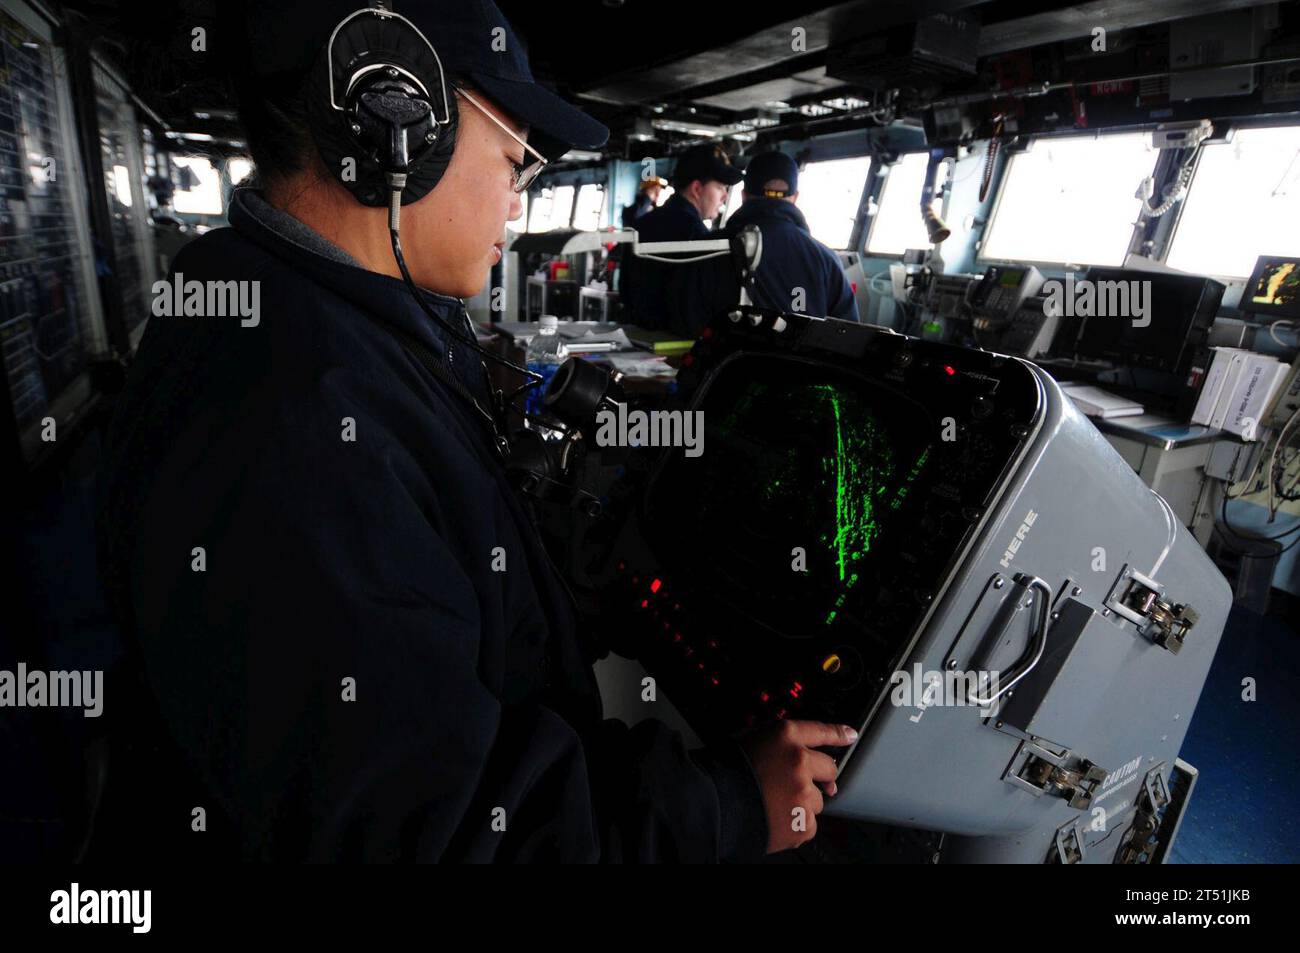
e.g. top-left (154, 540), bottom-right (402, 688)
top-left (1105, 565), bottom-right (1198, 654)
top-left (1006, 739), bottom-right (1108, 809)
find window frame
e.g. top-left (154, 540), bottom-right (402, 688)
top-left (864, 151), bottom-right (937, 259)
top-left (1162, 121), bottom-right (1300, 281)
top-left (975, 130), bottom-right (1158, 270)
top-left (527, 183), bottom-right (576, 232)
top-left (572, 182), bottom-right (606, 231)
top-left (795, 154), bottom-right (873, 252)
top-left (171, 154), bottom-right (226, 217)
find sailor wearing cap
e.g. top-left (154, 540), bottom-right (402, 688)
top-left (621, 176), bottom-right (668, 226)
top-left (619, 143), bottom-right (744, 329)
top-left (725, 151), bottom-right (859, 324)
top-left (96, 0), bottom-right (787, 864)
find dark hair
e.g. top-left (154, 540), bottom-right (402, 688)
top-left (227, 63), bottom-right (470, 191)
top-left (216, 0), bottom-right (311, 187)
top-left (229, 69), bottom-right (316, 187)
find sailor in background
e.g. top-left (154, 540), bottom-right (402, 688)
top-left (621, 175), bottom-right (666, 226)
top-left (659, 150), bottom-right (861, 337)
top-left (619, 143), bottom-right (743, 329)
top-left (726, 150), bottom-right (859, 323)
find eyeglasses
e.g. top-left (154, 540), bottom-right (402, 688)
top-left (456, 87), bottom-right (547, 193)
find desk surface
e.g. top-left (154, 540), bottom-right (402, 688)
top-left (1091, 413), bottom-right (1235, 450)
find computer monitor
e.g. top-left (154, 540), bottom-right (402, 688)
top-left (1241, 255), bottom-right (1300, 320)
top-left (1070, 268), bottom-right (1224, 374)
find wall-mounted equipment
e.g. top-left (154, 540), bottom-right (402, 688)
top-left (0, 0), bottom-right (107, 475)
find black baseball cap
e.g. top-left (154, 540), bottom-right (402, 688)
top-left (671, 144), bottom-right (744, 189)
top-left (744, 151), bottom-right (799, 197)
top-left (238, 0), bottom-right (608, 160)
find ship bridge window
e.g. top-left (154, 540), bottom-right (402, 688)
top-left (980, 132), bottom-right (1157, 267)
top-left (1166, 124), bottom-right (1300, 279)
top-left (865, 152), bottom-right (936, 257)
top-left (172, 155), bottom-right (224, 216)
top-left (573, 183), bottom-right (606, 230)
top-left (797, 156), bottom-right (870, 250)
top-left (722, 182), bottom-right (743, 225)
top-left (227, 157), bottom-right (253, 186)
top-left (527, 184), bottom-right (574, 232)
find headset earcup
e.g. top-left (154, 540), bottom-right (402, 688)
top-left (401, 92), bottom-right (457, 203)
top-left (304, 13), bottom-right (458, 207)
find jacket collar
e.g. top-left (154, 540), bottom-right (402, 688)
top-left (663, 192), bottom-right (704, 226)
top-left (726, 196), bottom-right (809, 233)
top-left (227, 187), bottom-right (470, 360)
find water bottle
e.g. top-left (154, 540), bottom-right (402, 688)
top-left (523, 315), bottom-right (568, 440)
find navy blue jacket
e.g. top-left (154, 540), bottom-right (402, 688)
top-left (620, 193), bottom-right (654, 227)
top-left (94, 188), bottom-right (767, 862)
top-left (619, 193), bottom-right (711, 330)
top-left (654, 199), bottom-right (862, 338)
top-left (726, 198), bottom-right (859, 323)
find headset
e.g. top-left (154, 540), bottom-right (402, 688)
top-left (306, 4), bottom-right (456, 209)
top-left (305, 1), bottom-right (549, 455)
top-left (299, 4), bottom-right (730, 500)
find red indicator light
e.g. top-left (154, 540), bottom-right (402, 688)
top-left (944, 365), bottom-right (956, 376)
top-left (672, 632), bottom-right (683, 642)
top-left (649, 578), bottom-right (662, 594)
top-left (710, 676), bottom-right (720, 686)
top-left (759, 691), bottom-right (770, 703)
top-left (639, 599), bottom-right (648, 609)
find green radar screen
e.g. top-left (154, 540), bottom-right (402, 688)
top-left (648, 357), bottom-right (933, 635)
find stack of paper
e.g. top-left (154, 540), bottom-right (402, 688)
top-left (1059, 383), bottom-right (1145, 419)
top-left (559, 326), bottom-right (633, 350)
top-left (478, 320), bottom-right (631, 350)
top-left (603, 353), bottom-right (677, 379)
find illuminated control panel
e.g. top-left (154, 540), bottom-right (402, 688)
top-left (969, 265), bottom-right (1044, 324)
top-left (595, 309), bottom-right (1043, 746)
